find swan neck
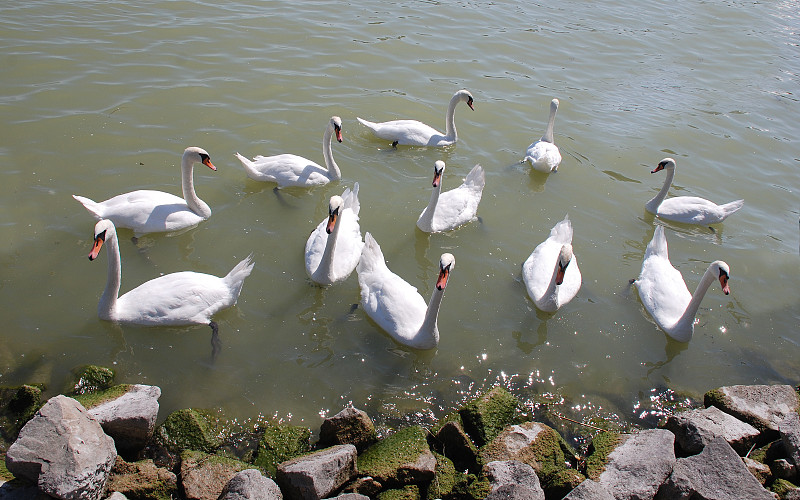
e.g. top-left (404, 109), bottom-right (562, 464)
top-left (674, 264), bottom-right (717, 335)
top-left (181, 156), bottom-right (211, 218)
top-left (418, 286), bottom-right (444, 345)
top-left (98, 230), bottom-right (121, 319)
top-left (418, 183), bottom-right (442, 229)
top-left (316, 215), bottom-right (342, 282)
top-left (540, 256), bottom-right (563, 311)
top-left (322, 126), bottom-right (341, 180)
top-left (646, 165), bottom-right (674, 212)
top-left (542, 105), bottom-right (557, 143)
top-left (444, 93), bottom-right (460, 140)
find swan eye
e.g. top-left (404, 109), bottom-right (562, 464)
top-left (96, 230), bottom-right (107, 242)
top-left (719, 268), bottom-right (729, 280)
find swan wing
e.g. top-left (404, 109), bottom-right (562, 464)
top-left (522, 238), bottom-right (561, 302)
top-left (331, 209), bottom-right (364, 280)
top-left (358, 118), bottom-right (444, 146)
top-left (525, 141), bottom-right (562, 172)
top-left (79, 190), bottom-right (202, 234)
top-left (657, 196), bottom-right (743, 224)
top-left (636, 227), bottom-right (691, 328)
top-left (235, 152), bottom-right (330, 187)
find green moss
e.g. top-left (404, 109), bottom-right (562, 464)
top-left (69, 365), bottom-right (115, 395)
top-left (447, 474), bottom-right (491, 500)
top-left (253, 423), bottom-right (311, 477)
top-left (459, 386), bottom-right (520, 447)
top-left (426, 452), bottom-right (457, 499)
top-left (430, 411), bottom-right (463, 435)
top-left (702, 388), bottom-right (728, 411)
top-left (544, 468), bottom-right (585, 498)
top-left (0, 385), bottom-right (42, 449)
top-left (0, 453), bottom-right (13, 481)
top-left (107, 458), bottom-right (178, 500)
top-left (584, 432), bottom-right (621, 480)
top-left (359, 426), bottom-right (431, 485)
top-left (72, 384), bottom-right (132, 410)
top-left (154, 408), bottom-right (223, 454)
top-left (377, 484), bottom-right (421, 500)
top-left (771, 478), bottom-right (799, 498)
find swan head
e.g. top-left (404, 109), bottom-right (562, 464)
top-left (89, 219), bottom-right (116, 261)
top-left (652, 157), bottom-right (676, 174)
top-left (456, 89), bottom-right (475, 110)
top-left (183, 146), bottom-right (216, 171)
top-left (329, 116), bottom-right (343, 143)
top-left (436, 253), bottom-right (456, 291)
top-left (555, 244), bottom-right (574, 285)
top-left (432, 160), bottom-right (446, 188)
top-left (712, 260), bottom-right (731, 295)
top-left (550, 98), bottom-right (559, 110)
top-left (326, 195), bottom-right (344, 234)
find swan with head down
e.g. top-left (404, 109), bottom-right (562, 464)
top-left (416, 161), bottom-right (485, 233)
top-left (633, 225), bottom-right (731, 342)
top-left (73, 146), bottom-right (216, 237)
top-left (645, 157), bottom-right (744, 225)
top-left (235, 116), bottom-right (343, 188)
top-left (305, 183), bottom-right (364, 285)
top-left (356, 232), bottom-right (454, 349)
top-left (522, 214), bottom-right (581, 312)
top-left (357, 89), bottom-right (474, 147)
top-left (523, 98), bottom-right (562, 173)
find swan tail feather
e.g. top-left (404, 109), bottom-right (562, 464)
top-left (721, 199), bottom-right (744, 217)
top-left (357, 232), bottom-right (384, 275)
top-left (464, 164), bottom-right (485, 189)
top-left (343, 182), bottom-right (360, 215)
top-left (645, 225), bottom-right (669, 260)
top-left (72, 195), bottom-right (103, 220)
top-left (549, 214), bottom-right (573, 244)
top-left (224, 253), bottom-right (255, 302)
top-left (356, 117), bottom-right (377, 130)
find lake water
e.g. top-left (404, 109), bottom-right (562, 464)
top-left (1, 0), bottom-right (798, 441)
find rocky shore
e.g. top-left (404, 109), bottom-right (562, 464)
top-left (1, 366), bottom-right (799, 500)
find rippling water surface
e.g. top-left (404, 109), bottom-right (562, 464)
top-left (1, 1), bottom-right (798, 436)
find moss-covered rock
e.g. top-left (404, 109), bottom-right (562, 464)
top-left (359, 426), bottom-right (436, 488)
top-left (459, 386), bottom-right (520, 447)
top-left (180, 450), bottom-right (255, 500)
top-left (71, 384), bottom-right (132, 410)
top-left (771, 478), bottom-right (799, 499)
top-left (584, 431), bottom-right (622, 480)
top-left (423, 451), bottom-right (491, 500)
top-left (253, 422), bottom-right (311, 477)
top-left (0, 452), bottom-right (14, 481)
top-left (377, 484), bottom-right (421, 500)
top-left (106, 457), bottom-right (178, 500)
top-left (430, 419), bottom-right (481, 474)
top-left (153, 408), bottom-right (224, 455)
top-left (544, 467), bottom-right (585, 498)
top-left (445, 473), bottom-right (491, 500)
top-left (0, 384), bottom-right (42, 450)
top-left (68, 365), bottom-right (115, 395)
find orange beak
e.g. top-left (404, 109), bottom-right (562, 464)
top-left (719, 274), bottom-right (730, 295)
top-left (432, 170), bottom-right (442, 188)
top-left (467, 97), bottom-right (474, 111)
top-left (326, 212), bottom-right (338, 234)
top-left (89, 231), bottom-right (106, 261)
top-left (203, 156), bottom-right (217, 171)
top-left (436, 265), bottom-right (450, 290)
top-left (335, 127), bottom-right (343, 143)
top-left (555, 260), bottom-right (569, 285)
top-left (651, 164), bottom-right (664, 174)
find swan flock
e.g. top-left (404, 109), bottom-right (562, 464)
top-left (71, 89), bottom-right (743, 350)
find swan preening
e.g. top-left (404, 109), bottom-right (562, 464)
top-left (235, 116), bottom-right (343, 188)
top-left (633, 225), bottom-right (731, 342)
top-left (522, 215), bottom-right (581, 312)
top-left (416, 161), bottom-right (485, 233)
top-left (305, 183), bottom-right (364, 285)
top-left (73, 147), bottom-right (216, 237)
top-left (645, 158), bottom-right (744, 225)
top-left (357, 89), bottom-right (474, 147)
top-left (88, 219), bottom-right (254, 334)
top-left (356, 232), bottom-right (454, 349)
top-left (524, 98), bottom-right (562, 173)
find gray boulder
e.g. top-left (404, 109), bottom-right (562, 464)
top-left (562, 479), bottom-right (615, 500)
top-left (596, 429), bottom-right (675, 500)
top-left (323, 495), bottom-right (370, 500)
top-left (5, 395), bottom-right (117, 500)
top-left (277, 444), bottom-right (357, 500)
top-left (87, 384), bottom-right (161, 454)
top-left (654, 437), bottom-right (773, 499)
top-left (318, 407), bottom-right (376, 453)
top-left (704, 384), bottom-right (800, 433)
top-left (781, 412), bottom-right (800, 471)
top-left (662, 405), bottom-right (760, 455)
top-left (218, 469), bottom-right (282, 500)
top-left (484, 483), bottom-right (543, 499)
top-left (483, 460), bottom-right (544, 499)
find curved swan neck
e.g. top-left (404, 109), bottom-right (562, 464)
top-left (322, 126), bottom-right (342, 180)
top-left (316, 214), bottom-right (342, 282)
top-left (418, 287), bottom-right (445, 346)
top-left (444, 93), bottom-right (461, 140)
top-left (418, 182), bottom-right (442, 229)
top-left (98, 230), bottom-right (121, 320)
top-left (539, 257), bottom-right (563, 311)
top-left (541, 101), bottom-right (558, 143)
top-left (673, 264), bottom-right (718, 340)
top-left (645, 165), bottom-right (675, 212)
top-left (181, 155), bottom-right (211, 218)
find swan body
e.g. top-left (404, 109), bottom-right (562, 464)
top-left (357, 232), bottom-right (454, 349)
top-left (88, 219), bottom-right (254, 328)
top-left (304, 183), bottom-right (364, 285)
top-left (416, 162), bottom-right (485, 233)
top-left (634, 225), bottom-right (731, 342)
top-left (645, 158), bottom-right (744, 224)
top-left (524, 99), bottom-right (562, 172)
top-left (234, 116), bottom-right (343, 188)
top-left (73, 147), bottom-right (216, 237)
top-left (522, 215), bottom-right (581, 312)
top-left (357, 89), bottom-right (474, 147)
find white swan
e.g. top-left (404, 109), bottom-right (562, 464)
top-left (305, 183), bottom-right (364, 285)
top-left (645, 158), bottom-right (744, 224)
top-left (356, 232), bottom-right (454, 349)
top-left (523, 98), bottom-right (562, 172)
top-left (416, 161), bottom-right (485, 233)
top-left (356, 89), bottom-right (474, 147)
top-left (522, 215), bottom-right (581, 312)
top-left (633, 225), bottom-right (731, 342)
top-left (88, 219), bottom-right (254, 333)
top-left (234, 116), bottom-right (343, 188)
top-left (73, 147), bottom-right (216, 237)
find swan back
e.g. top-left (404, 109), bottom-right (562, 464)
top-left (417, 162), bottom-right (485, 233)
top-left (522, 215), bottom-right (581, 312)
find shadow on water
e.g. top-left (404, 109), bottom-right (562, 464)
top-left (643, 337), bottom-right (690, 378)
top-left (513, 307), bottom-right (556, 354)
